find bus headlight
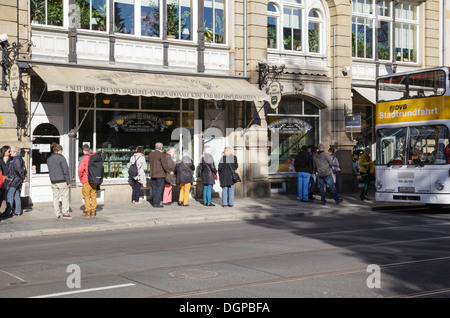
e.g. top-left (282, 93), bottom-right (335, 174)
top-left (375, 179), bottom-right (382, 189)
top-left (435, 180), bottom-right (445, 191)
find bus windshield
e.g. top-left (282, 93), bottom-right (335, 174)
top-left (377, 125), bottom-right (450, 165)
top-left (377, 70), bottom-right (446, 102)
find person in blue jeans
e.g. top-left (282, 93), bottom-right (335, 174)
top-left (294, 145), bottom-right (313, 202)
top-left (200, 146), bottom-right (217, 206)
top-left (4, 146), bottom-right (27, 217)
top-left (313, 144), bottom-right (342, 205)
top-left (218, 147), bottom-right (238, 207)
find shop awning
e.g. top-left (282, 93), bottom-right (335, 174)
top-left (31, 64), bottom-right (269, 102)
top-left (353, 87), bottom-right (376, 105)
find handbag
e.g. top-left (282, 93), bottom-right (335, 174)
top-left (0, 171), bottom-right (2, 188)
top-left (228, 162), bottom-right (241, 183)
top-left (183, 160), bottom-right (195, 184)
top-left (203, 157), bottom-right (217, 180)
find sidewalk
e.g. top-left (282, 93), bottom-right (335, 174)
top-left (0, 192), bottom-right (399, 240)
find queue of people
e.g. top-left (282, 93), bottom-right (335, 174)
top-left (135, 143), bottom-right (239, 208)
top-left (0, 141), bottom-right (375, 221)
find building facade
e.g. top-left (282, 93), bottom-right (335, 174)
top-left (0, 0), bottom-right (448, 204)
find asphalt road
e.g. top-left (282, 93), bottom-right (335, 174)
top-left (0, 206), bottom-right (450, 304)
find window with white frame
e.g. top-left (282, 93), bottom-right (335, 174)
top-left (31, 0), bottom-right (64, 26)
top-left (308, 9), bottom-right (321, 53)
top-left (267, 3), bottom-right (278, 49)
top-left (167, 0), bottom-right (192, 40)
top-left (267, 1), bottom-right (324, 54)
top-left (76, 0), bottom-right (108, 31)
top-left (352, 0), bottom-right (418, 63)
top-left (204, 0), bottom-right (226, 44)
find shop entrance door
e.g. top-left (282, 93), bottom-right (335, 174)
top-left (30, 123), bottom-right (60, 203)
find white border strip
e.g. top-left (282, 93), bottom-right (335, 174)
top-left (29, 283), bottom-right (135, 298)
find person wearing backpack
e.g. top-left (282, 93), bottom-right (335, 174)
top-left (129, 146), bottom-right (147, 205)
top-left (78, 144), bottom-right (97, 218)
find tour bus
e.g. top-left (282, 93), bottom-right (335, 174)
top-left (375, 67), bottom-right (450, 205)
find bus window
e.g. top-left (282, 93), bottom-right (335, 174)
top-left (408, 71), bottom-right (446, 98)
top-left (377, 75), bottom-right (407, 102)
top-left (408, 125), bottom-right (449, 165)
top-left (376, 127), bottom-right (407, 165)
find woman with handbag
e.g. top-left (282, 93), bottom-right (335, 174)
top-left (4, 146), bottom-right (27, 217)
top-left (358, 147), bottom-right (375, 201)
top-left (175, 150), bottom-right (195, 207)
top-left (0, 145), bottom-right (11, 214)
top-left (200, 146), bottom-right (217, 207)
top-left (162, 147), bottom-right (177, 205)
top-left (218, 147), bottom-right (238, 207)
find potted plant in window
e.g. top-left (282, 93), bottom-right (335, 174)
top-left (167, 3), bottom-right (179, 38)
top-left (31, 0), bottom-right (45, 24)
top-left (267, 26), bottom-right (276, 48)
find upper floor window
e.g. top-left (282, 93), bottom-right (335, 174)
top-left (308, 9), bottom-right (321, 53)
top-left (352, 0), bottom-right (418, 63)
top-left (76, 0), bottom-right (107, 31)
top-left (31, 0), bottom-right (64, 26)
top-left (114, 0), bottom-right (135, 34)
top-left (141, 0), bottom-right (160, 37)
top-left (267, 1), bottom-right (324, 55)
top-left (267, 4), bottom-right (278, 49)
top-left (204, 0), bottom-right (226, 44)
top-left (167, 0), bottom-right (192, 40)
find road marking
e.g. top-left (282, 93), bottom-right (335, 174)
top-left (0, 270), bottom-right (26, 283)
top-left (29, 283), bottom-right (135, 298)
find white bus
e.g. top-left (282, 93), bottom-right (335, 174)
top-left (375, 67), bottom-right (450, 205)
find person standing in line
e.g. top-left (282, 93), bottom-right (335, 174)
top-left (313, 144), bottom-right (343, 205)
top-left (0, 146), bottom-right (11, 215)
top-left (307, 145), bottom-right (317, 200)
top-left (294, 145), bottom-right (313, 202)
top-left (47, 143), bottom-right (72, 219)
top-left (326, 147), bottom-right (340, 197)
top-left (218, 147), bottom-right (238, 208)
top-left (358, 147), bottom-right (374, 201)
top-left (148, 142), bottom-right (173, 208)
top-left (130, 146), bottom-right (147, 205)
top-left (4, 146), bottom-right (27, 217)
top-left (162, 147), bottom-right (177, 205)
top-left (78, 144), bottom-right (97, 218)
top-left (176, 150), bottom-right (195, 207)
top-left (200, 146), bottom-right (217, 207)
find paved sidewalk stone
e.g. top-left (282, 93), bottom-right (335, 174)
top-left (0, 192), bottom-right (403, 239)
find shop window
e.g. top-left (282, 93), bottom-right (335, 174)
top-left (96, 94), bottom-right (139, 109)
top-left (204, 0), bottom-right (226, 44)
top-left (76, 0), bottom-right (107, 31)
top-left (31, 123), bottom-right (60, 174)
top-left (31, 0), bottom-right (64, 26)
top-left (267, 97), bottom-right (320, 174)
top-left (142, 97), bottom-right (180, 110)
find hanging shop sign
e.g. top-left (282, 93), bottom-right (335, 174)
top-left (345, 115), bottom-right (362, 133)
top-left (107, 113), bottom-right (168, 132)
top-left (268, 81), bottom-right (282, 109)
top-left (9, 63), bottom-right (20, 101)
top-left (268, 118), bottom-right (312, 135)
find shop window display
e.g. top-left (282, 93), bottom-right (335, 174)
top-left (267, 97), bottom-right (320, 173)
top-left (78, 94), bottom-right (194, 180)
